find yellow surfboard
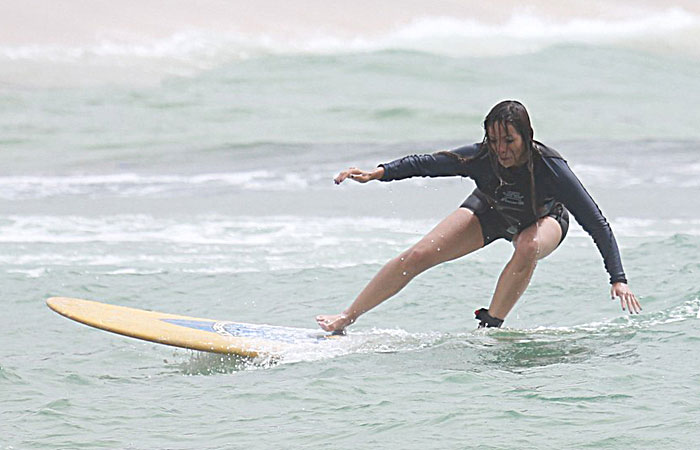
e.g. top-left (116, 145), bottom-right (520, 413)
top-left (47, 297), bottom-right (338, 358)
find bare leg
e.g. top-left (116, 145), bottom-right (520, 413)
top-left (487, 216), bottom-right (563, 320)
top-left (317, 208), bottom-right (484, 331)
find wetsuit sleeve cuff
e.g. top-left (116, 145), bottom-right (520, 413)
top-left (610, 275), bottom-right (628, 284)
top-left (377, 163), bottom-right (391, 181)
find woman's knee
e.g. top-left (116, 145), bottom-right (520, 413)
top-left (512, 217), bottom-right (562, 262)
top-left (511, 237), bottom-right (539, 269)
top-left (399, 244), bottom-right (439, 274)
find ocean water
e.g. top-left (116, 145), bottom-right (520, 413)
top-left (2, 1), bottom-right (700, 448)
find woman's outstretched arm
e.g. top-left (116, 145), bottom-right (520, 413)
top-left (547, 157), bottom-right (641, 314)
top-left (334, 166), bottom-right (385, 184)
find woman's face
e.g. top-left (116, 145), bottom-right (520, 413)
top-left (487, 122), bottom-right (527, 168)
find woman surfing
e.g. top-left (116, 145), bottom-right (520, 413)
top-left (317, 100), bottom-right (640, 332)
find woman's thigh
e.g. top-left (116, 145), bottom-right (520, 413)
top-left (408, 208), bottom-right (485, 266)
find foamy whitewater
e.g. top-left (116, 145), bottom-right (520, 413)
top-left (2, 1), bottom-right (700, 449)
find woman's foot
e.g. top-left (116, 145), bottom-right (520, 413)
top-left (315, 313), bottom-right (353, 332)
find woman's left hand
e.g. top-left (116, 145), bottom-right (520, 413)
top-left (611, 282), bottom-right (641, 314)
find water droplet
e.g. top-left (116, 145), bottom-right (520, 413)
top-left (437, 248), bottom-right (441, 252)
top-left (402, 271), bottom-right (407, 276)
top-left (400, 257), bottom-right (405, 261)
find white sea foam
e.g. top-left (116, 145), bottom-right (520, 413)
top-left (524, 298), bottom-right (700, 334)
top-left (0, 213), bottom-right (698, 279)
top-left (1, 214), bottom-right (698, 251)
top-left (103, 268), bottom-right (167, 276)
top-left (0, 171), bottom-right (309, 200)
top-left (0, 214), bottom-right (428, 246)
top-left (569, 164), bottom-right (644, 188)
top-left (1, 7), bottom-right (698, 85)
top-left (0, 214), bottom-right (423, 274)
top-left (2, 8), bottom-right (697, 60)
top-left (611, 218), bottom-right (700, 237)
top-left (564, 217), bottom-right (700, 239)
top-left (278, 327), bottom-right (445, 364)
top-left (6, 267), bottom-right (47, 278)
top-left (244, 297), bottom-right (700, 365)
top-left (371, 8), bottom-right (699, 57)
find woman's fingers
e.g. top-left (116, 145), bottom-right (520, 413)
top-left (630, 293), bottom-right (642, 314)
top-left (334, 167), bottom-right (371, 184)
top-left (627, 296), bottom-right (639, 314)
top-left (334, 169), bottom-right (352, 184)
top-left (616, 292), bottom-right (642, 314)
top-left (611, 283), bottom-right (641, 315)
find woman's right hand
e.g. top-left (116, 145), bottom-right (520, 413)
top-left (334, 166), bottom-right (384, 185)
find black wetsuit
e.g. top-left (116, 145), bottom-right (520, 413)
top-left (378, 141), bottom-right (627, 285)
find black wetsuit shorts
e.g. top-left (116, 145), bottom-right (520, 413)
top-left (461, 191), bottom-right (569, 246)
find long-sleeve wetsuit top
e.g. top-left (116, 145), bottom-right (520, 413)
top-left (379, 141), bottom-right (627, 284)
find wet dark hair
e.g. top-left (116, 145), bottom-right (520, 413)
top-left (483, 99), bottom-right (534, 152)
top-left (441, 100), bottom-right (541, 217)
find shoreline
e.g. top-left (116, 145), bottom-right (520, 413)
top-left (1, 0), bottom-right (699, 45)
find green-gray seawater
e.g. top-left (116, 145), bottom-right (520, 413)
top-left (2, 3), bottom-right (700, 448)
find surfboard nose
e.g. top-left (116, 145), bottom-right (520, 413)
top-left (46, 296), bottom-right (70, 312)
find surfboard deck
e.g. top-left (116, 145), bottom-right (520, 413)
top-left (46, 297), bottom-right (339, 358)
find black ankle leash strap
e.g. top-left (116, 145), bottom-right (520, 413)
top-left (474, 308), bottom-right (504, 328)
